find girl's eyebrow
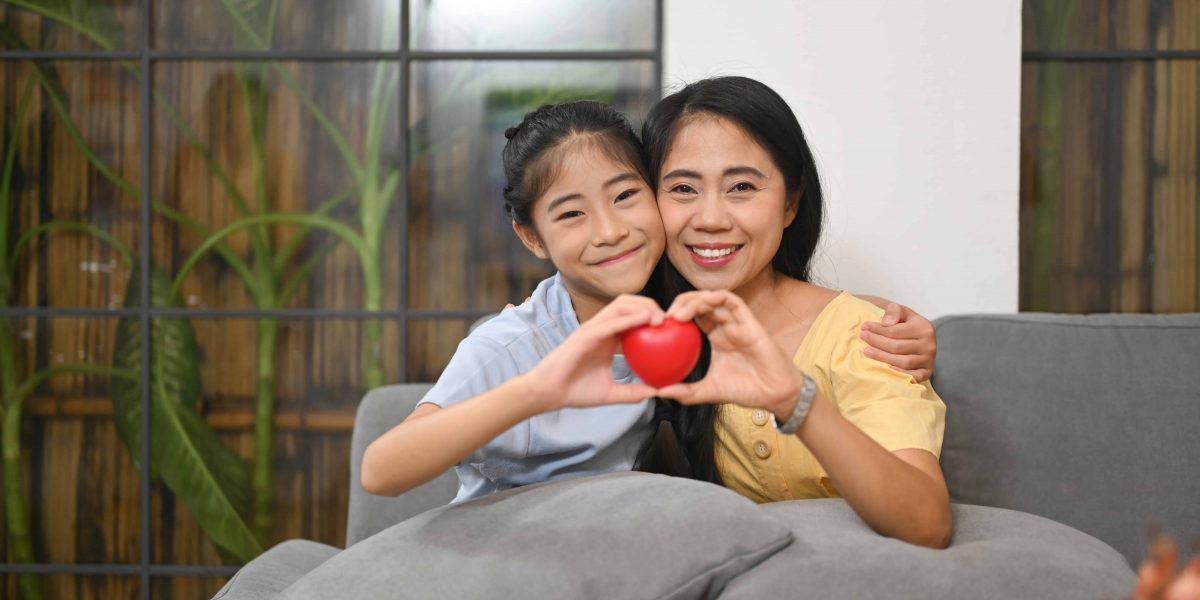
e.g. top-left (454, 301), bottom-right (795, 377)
top-left (546, 193), bottom-right (582, 213)
top-left (604, 173), bottom-right (640, 188)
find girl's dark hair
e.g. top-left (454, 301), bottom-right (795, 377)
top-left (635, 76), bottom-right (827, 485)
top-left (501, 100), bottom-right (649, 226)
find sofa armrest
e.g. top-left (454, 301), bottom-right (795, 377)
top-left (346, 384), bottom-right (457, 546)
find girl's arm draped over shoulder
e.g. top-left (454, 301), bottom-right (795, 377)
top-left (360, 294), bottom-right (663, 497)
top-left (659, 290), bottom-right (952, 549)
top-left (856, 295), bottom-right (938, 383)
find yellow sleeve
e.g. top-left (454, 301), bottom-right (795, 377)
top-left (824, 305), bottom-right (946, 458)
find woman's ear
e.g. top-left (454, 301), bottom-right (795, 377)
top-left (783, 187), bottom-right (802, 228)
top-left (512, 220), bottom-right (549, 260)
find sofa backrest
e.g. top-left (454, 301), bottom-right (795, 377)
top-left (346, 384), bottom-right (458, 546)
top-left (932, 313), bottom-right (1200, 566)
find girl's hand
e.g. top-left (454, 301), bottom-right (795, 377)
top-left (523, 294), bottom-right (663, 411)
top-left (656, 290), bottom-right (804, 421)
top-left (859, 303), bottom-right (937, 382)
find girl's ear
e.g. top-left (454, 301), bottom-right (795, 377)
top-left (512, 220), bottom-right (549, 260)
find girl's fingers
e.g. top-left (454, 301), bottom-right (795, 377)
top-left (654, 382), bottom-right (696, 401)
top-left (862, 319), bottom-right (933, 341)
top-left (607, 383), bottom-right (659, 404)
top-left (893, 365), bottom-right (932, 383)
top-left (863, 347), bottom-right (925, 371)
top-left (860, 329), bottom-right (922, 355)
top-left (589, 310), bottom-right (657, 339)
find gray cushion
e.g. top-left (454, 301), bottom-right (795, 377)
top-left (718, 499), bottom-right (1135, 599)
top-left (212, 540), bottom-right (339, 600)
top-left (347, 384), bottom-right (458, 546)
top-left (285, 472), bottom-right (793, 600)
top-left (932, 313), bottom-right (1200, 566)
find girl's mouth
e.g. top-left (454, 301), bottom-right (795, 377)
top-left (595, 245), bottom-right (643, 267)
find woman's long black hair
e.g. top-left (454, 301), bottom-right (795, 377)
top-left (634, 76), bottom-right (827, 484)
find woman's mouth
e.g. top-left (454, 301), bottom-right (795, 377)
top-left (687, 244), bottom-right (743, 267)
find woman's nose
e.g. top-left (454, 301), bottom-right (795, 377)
top-left (692, 194), bottom-right (731, 231)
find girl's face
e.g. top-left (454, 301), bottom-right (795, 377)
top-left (514, 140), bottom-right (665, 317)
top-left (657, 116), bottom-right (797, 295)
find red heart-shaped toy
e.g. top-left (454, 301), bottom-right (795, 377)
top-left (620, 319), bottom-right (702, 388)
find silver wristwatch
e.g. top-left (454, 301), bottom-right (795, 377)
top-left (775, 372), bottom-right (817, 434)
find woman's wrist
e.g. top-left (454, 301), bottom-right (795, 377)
top-left (772, 368), bottom-right (809, 424)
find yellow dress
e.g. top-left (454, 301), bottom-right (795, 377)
top-left (714, 292), bottom-right (946, 503)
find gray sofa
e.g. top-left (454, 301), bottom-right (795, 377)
top-left (215, 313), bottom-right (1200, 599)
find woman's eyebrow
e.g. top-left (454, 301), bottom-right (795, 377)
top-left (662, 168), bottom-right (702, 180)
top-left (724, 166), bottom-right (767, 179)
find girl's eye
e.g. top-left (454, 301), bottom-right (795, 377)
top-left (615, 188), bottom-right (639, 202)
top-left (670, 183), bottom-right (697, 194)
top-left (556, 210), bottom-right (584, 221)
top-left (730, 182), bottom-right (756, 193)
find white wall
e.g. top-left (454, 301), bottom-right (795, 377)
top-left (663, 0), bottom-right (1022, 318)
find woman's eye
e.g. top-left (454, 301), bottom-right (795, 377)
top-left (615, 188), bottom-right (639, 202)
top-left (670, 184), bottom-right (697, 194)
top-left (730, 182), bottom-right (756, 193)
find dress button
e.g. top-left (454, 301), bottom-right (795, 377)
top-left (751, 409), bottom-right (770, 426)
top-left (753, 440), bottom-right (772, 459)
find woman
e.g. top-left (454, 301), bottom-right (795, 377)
top-left (644, 76), bottom-right (952, 548)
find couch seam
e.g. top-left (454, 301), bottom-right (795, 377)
top-left (651, 532), bottom-right (793, 600)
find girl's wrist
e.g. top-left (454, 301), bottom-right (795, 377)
top-left (509, 372), bottom-right (558, 414)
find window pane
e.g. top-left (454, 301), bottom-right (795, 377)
top-left (1020, 60), bottom-right (1199, 313)
top-left (0, 61), bottom-right (141, 308)
top-left (153, 0), bottom-right (400, 50)
top-left (1023, 0), bottom-right (1200, 52)
top-left (407, 318), bottom-right (472, 381)
top-left (1, 317), bottom-right (140, 568)
top-left (411, 0), bottom-right (655, 51)
top-left (152, 318), bottom-right (399, 564)
top-left (0, 2), bottom-right (141, 51)
top-left (151, 61), bottom-right (401, 311)
top-left (408, 60), bottom-right (657, 312)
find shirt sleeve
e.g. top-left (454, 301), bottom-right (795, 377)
top-left (415, 333), bottom-right (532, 468)
top-left (417, 334), bottom-right (524, 410)
top-left (825, 309), bottom-right (946, 458)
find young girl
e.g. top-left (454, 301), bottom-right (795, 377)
top-left (361, 100), bottom-right (937, 503)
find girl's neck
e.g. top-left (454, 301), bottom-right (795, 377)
top-left (564, 287), bottom-right (610, 325)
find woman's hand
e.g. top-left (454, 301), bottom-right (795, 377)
top-left (859, 303), bottom-right (937, 382)
top-left (522, 294), bottom-right (662, 411)
top-left (655, 290), bottom-right (804, 421)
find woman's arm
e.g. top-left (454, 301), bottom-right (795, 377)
top-left (659, 290), bottom-right (952, 548)
top-left (361, 294), bottom-right (663, 497)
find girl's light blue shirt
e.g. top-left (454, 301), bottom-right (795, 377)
top-left (416, 273), bottom-right (655, 503)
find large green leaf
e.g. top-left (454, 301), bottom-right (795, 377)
top-left (112, 263), bottom-right (263, 562)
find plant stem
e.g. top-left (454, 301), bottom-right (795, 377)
top-left (251, 317), bottom-right (278, 545)
top-left (2, 397), bottom-right (42, 600)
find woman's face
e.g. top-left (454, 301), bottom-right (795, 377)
top-left (514, 139), bottom-right (665, 312)
top-left (656, 115), bottom-right (796, 294)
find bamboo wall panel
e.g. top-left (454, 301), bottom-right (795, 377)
top-left (1024, 0), bottom-right (1200, 51)
top-left (1021, 0), bottom-right (1200, 312)
top-left (2, 574), bottom-right (139, 600)
top-left (1, 59), bottom-right (141, 309)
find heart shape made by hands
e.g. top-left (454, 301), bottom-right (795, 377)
top-left (619, 318), bottom-right (702, 388)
